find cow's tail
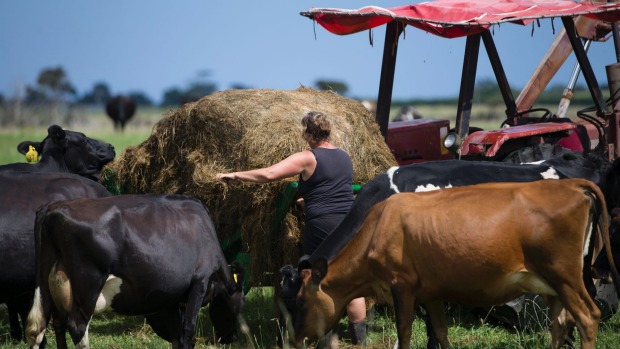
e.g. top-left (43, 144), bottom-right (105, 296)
top-left (584, 181), bottom-right (620, 299)
top-left (25, 203), bottom-right (54, 348)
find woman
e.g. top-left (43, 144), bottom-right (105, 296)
top-left (214, 111), bottom-right (366, 345)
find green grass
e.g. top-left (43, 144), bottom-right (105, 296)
top-left (0, 105), bottom-right (163, 166)
top-left (0, 102), bottom-right (593, 166)
top-left (0, 128), bottom-right (152, 166)
top-left (3, 288), bottom-right (620, 348)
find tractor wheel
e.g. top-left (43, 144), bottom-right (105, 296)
top-left (502, 143), bottom-right (573, 163)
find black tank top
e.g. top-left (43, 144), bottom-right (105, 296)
top-left (298, 148), bottom-right (354, 221)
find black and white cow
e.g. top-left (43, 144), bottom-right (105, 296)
top-left (26, 194), bottom-right (245, 349)
top-left (312, 152), bottom-right (613, 261)
top-left (277, 151), bottom-right (618, 347)
top-left (0, 125), bottom-right (115, 342)
top-left (5, 124), bottom-right (116, 181)
top-left (0, 173), bottom-right (111, 344)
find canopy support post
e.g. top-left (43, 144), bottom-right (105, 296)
top-left (376, 21), bottom-right (404, 140)
top-left (481, 31), bottom-right (518, 120)
top-left (454, 33), bottom-right (481, 150)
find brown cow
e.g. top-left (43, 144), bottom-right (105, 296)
top-left (294, 179), bottom-right (620, 349)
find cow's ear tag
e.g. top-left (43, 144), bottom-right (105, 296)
top-left (233, 273), bottom-right (238, 283)
top-left (26, 145), bottom-right (39, 163)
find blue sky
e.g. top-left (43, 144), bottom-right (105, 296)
top-left (1, 1), bottom-right (618, 104)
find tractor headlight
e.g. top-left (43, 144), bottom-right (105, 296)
top-left (443, 132), bottom-right (460, 151)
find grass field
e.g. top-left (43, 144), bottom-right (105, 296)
top-left (2, 104), bottom-right (620, 348)
top-left (0, 102), bottom-right (578, 166)
top-left (0, 105), bottom-right (165, 166)
top-left (3, 288), bottom-right (620, 348)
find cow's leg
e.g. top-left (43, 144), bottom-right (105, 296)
top-left (50, 249), bottom-right (110, 348)
top-left (554, 285), bottom-right (600, 349)
top-left (65, 277), bottom-right (102, 346)
top-left (26, 287), bottom-right (53, 349)
top-left (51, 310), bottom-right (70, 349)
top-left (548, 296), bottom-right (572, 349)
top-left (46, 261), bottom-right (76, 349)
top-left (423, 301), bottom-right (451, 349)
top-left (7, 302), bottom-right (24, 341)
top-left (26, 245), bottom-right (67, 349)
top-left (75, 323), bottom-right (91, 349)
top-left (391, 284), bottom-right (416, 349)
top-left (145, 306), bottom-right (183, 345)
top-left (418, 305), bottom-right (438, 349)
top-left (180, 279), bottom-right (210, 348)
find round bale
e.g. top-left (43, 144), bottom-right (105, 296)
top-left (102, 87), bottom-right (397, 284)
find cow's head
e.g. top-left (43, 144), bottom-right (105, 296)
top-left (209, 262), bottom-right (245, 344)
top-left (294, 258), bottom-right (340, 347)
top-left (277, 264), bottom-right (303, 347)
top-left (17, 125), bottom-right (115, 180)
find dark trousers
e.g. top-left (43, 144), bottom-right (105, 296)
top-left (303, 213), bottom-right (347, 255)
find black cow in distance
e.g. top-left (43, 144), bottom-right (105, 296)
top-left (105, 95), bottom-right (136, 131)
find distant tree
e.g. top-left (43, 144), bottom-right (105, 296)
top-left (79, 82), bottom-right (112, 105)
top-left (161, 82), bottom-right (217, 107)
top-left (0, 93), bottom-right (5, 107)
top-left (39, 67), bottom-right (75, 101)
top-left (161, 87), bottom-right (184, 107)
top-left (182, 82), bottom-right (216, 104)
top-left (25, 67), bottom-right (76, 105)
top-left (23, 67), bottom-right (77, 125)
top-left (128, 91), bottom-right (153, 106)
top-left (24, 86), bottom-right (49, 104)
top-left (534, 83), bottom-right (598, 106)
top-left (161, 69), bottom-right (219, 107)
top-left (230, 83), bottom-right (251, 90)
top-left (315, 80), bottom-right (349, 95)
top-left (472, 79), bottom-right (500, 103)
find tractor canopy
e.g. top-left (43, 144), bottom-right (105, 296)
top-left (302, 0), bottom-right (620, 38)
top-left (302, 0), bottom-right (620, 161)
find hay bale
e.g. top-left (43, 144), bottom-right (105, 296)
top-left (103, 87), bottom-right (397, 284)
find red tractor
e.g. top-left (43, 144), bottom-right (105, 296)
top-left (301, 0), bottom-right (620, 329)
top-left (301, 0), bottom-right (620, 165)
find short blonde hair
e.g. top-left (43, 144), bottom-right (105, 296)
top-left (301, 111), bottom-right (331, 143)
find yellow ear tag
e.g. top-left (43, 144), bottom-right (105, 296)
top-left (26, 145), bottom-right (39, 163)
top-left (233, 273), bottom-right (238, 283)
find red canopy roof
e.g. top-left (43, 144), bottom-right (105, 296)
top-left (301, 0), bottom-right (620, 38)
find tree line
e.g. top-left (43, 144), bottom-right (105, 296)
top-left (0, 67), bottom-right (359, 126)
top-left (1, 66), bottom-right (216, 108)
top-left (0, 66), bottom-right (602, 118)
top-left (0, 67), bottom-right (356, 110)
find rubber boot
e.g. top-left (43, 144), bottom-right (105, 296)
top-left (349, 321), bottom-right (367, 346)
